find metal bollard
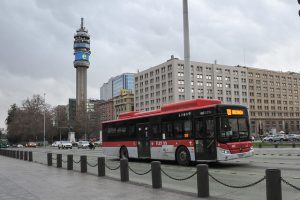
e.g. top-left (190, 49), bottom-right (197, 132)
top-left (151, 161), bottom-right (162, 189)
top-left (292, 143), bottom-right (296, 148)
top-left (24, 151), bottom-right (28, 160)
top-left (47, 153), bottom-right (52, 166)
top-left (81, 155), bottom-right (87, 173)
top-left (16, 151), bottom-right (19, 159)
top-left (120, 158), bottom-right (129, 182)
top-left (274, 144), bottom-right (278, 148)
top-left (57, 154), bottom-right (62, 168)
top-left (259, 143), bottom-right (262, 148)
top-left (266, 169), bottom-right (282, 200)
top-left (29, 151), bottom-right (33, 162)
top-left (67, 155), bottom-right (73, 170)
top-left (20, 151), bottom-right (23, 160)
top-left (13, 150), bottom-right (16, 158)
top-left (98, 157), bottom-right (105, 177)
top-left (197, 164), bottom-right (209, 198)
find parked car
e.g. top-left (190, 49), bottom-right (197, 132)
top-left (17, 144), bottom-right (24, 148)
top-left (263, 134), bottom-right (287, 142)
top-left (51, 141), bottom-right (60, 147)
top-left (287, 134), bottom-right (300, 141)
top-left (26, 142), bottom-right (37, 148)
top-left (78, 141), bottom-right (89, 149)
top-left (58, 141), bottom-right (72, 149)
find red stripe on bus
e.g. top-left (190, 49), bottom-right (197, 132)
top-left (102, 140), bottom-right (195, 148)
top-left (150, 140), bottom-right (195, 147)
top-left (102, 141), bottom-right (137, 148)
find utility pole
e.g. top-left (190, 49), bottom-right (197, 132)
top-left (43, 93), bottom-right (46, 148)
top-left (183, 0), bottom-right (192, 100)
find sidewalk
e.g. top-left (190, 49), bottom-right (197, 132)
top-left (0, 156), bottom-right (226, 200)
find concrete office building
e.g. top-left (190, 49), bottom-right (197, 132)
top-left (100, 78), bottom-right (113, 100)
top-left (98, 100), bottom-right (114, 130)
top-left (134, 56), bottom-right (248, 112)
top-left (247, 68), bottom-right (300, 134)
top-left (73, 18), bottom-right (91, 109)
top-left (113, 89), bottom-right (134, 119)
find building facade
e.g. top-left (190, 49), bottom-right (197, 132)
top-left (113, 89), bottom-right (134, 119)
top-left (134, 56), bottom-right (248, 112)
top-left (112, 73), bottom-right (135, 97)
top-left (134, 56), bottom-right (300, 134)
top-left (100, 78), bottom-right (113, 100)
top-left (98, 99), bottom-right (114, 130)
top-left (247, 68), bottom-right (300, 134)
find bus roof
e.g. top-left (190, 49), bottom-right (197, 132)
top-left (103, 99), bottom-right (222, 124)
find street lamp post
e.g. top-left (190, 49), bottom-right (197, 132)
top-left (43, 93), bottom-right (46, 148)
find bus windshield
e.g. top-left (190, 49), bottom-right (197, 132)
top-left (218, 116), bottom-right (249, 143)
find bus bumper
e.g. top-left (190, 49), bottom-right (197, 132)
top-left (216, 147), bottom-right (254, 161)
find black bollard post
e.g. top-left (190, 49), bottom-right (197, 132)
top-left (57, 154), bottom-right (62, 168)
top-left (197, 164), bottom-right (209, 198)
top-left (13, 150), bottom-right (16, 158)
top-left (81, 155), bottom-right (87, 173)
top-left (120, 158), bottom-right (129, 182)
top-left (24, 151), bottom-right (28, 160)
top-left (259, 143), bottom-right (262, 148)
top-left (67, 155), bottom-right (73, 170)
top-left (16, 150), bottom-right (19, 159)
top-left (98, 157), bottom-right (105, 177)
top-left (266, 169), bottom-right (282, 200)
top-left (274, 144), bottom-right (278, 148)
top-left (47, 153), bottom-right (52, 166)
top-left (29, 151), bottom-right (33, 162)
top-left (20, 151), bottom-right (23, 160)
top-left (292, 143), bottom-right (296, 148)
top-left (151, 161), bottom-right (162, 189)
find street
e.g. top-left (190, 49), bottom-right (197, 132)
top-left (21, 147), bottom-right (300, 200)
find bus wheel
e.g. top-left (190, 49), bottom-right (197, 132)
top-left (176, 146), bottom-right (190, 166)
top-left (120, 147), bottom-right (129, 159)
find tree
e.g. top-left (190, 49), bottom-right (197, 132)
top-left (6, 94), bottom-right (55, 144)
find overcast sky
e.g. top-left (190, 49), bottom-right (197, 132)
top-left (1, 0), bottom-right (300, 128)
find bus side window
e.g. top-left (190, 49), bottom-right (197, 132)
top-left (162, 122), bottom-right (173, 140)
top-left (128, 125), bottom-right (136, 140)
top-left (108, 126), bottom-right (116, 141)
top-left (174, 121), bottom-right (183, 139)
top-left (195, 119), bottom-right (205, 138)
top-left (183, 120), bottom-right (192, 138)
top-left (152, 124), bottom-right (160, 140)
top-left (206, 118), bottom-right (215, 138)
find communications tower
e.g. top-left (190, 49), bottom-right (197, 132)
top-left (74, 18), bottom-right (91, 109)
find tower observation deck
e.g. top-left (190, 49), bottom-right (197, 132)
top-left (74, 18), bottom-right (90, 108)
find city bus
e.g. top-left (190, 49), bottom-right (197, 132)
top-left (102, 99), bottom-right (254, 165)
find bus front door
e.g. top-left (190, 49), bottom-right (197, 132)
top-left (194, 118), bottom-right (217, 161)
top-left (136, 123), bottom-right (151, 158)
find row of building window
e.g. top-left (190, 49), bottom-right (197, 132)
top-left (248, 73), bottom-right (300, 82)
top-left (250, 112), bottom-right (300, 117)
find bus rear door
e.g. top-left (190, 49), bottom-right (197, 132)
top-left (136, 123), bottom-right (151, 158)
top-left (194, 117), bottom-right (217, 161)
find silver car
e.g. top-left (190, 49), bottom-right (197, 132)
top-left (58, 141), bottom-right (72, 149)
top-left (78, 141), bottom-right (89, 149)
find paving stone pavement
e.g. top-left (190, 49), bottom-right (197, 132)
top-left (0, 156), bottom-right (227, 200)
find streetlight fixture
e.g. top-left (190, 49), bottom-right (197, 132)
top-left (43, 93), bottom-right (46, 148)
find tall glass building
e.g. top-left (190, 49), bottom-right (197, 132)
top-left (112, 73), bottom-right (135, 97)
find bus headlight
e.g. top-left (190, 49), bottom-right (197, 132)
top-left (221, 149), bottom-right (231, 154)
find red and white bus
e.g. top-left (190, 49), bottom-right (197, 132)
top-left (102, 99), bottom-right (254, 165)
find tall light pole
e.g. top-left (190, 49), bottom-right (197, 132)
top-left (183, 0), bottom-right (192, 100)
top-left (43, 93), bottom-right (46, 148)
